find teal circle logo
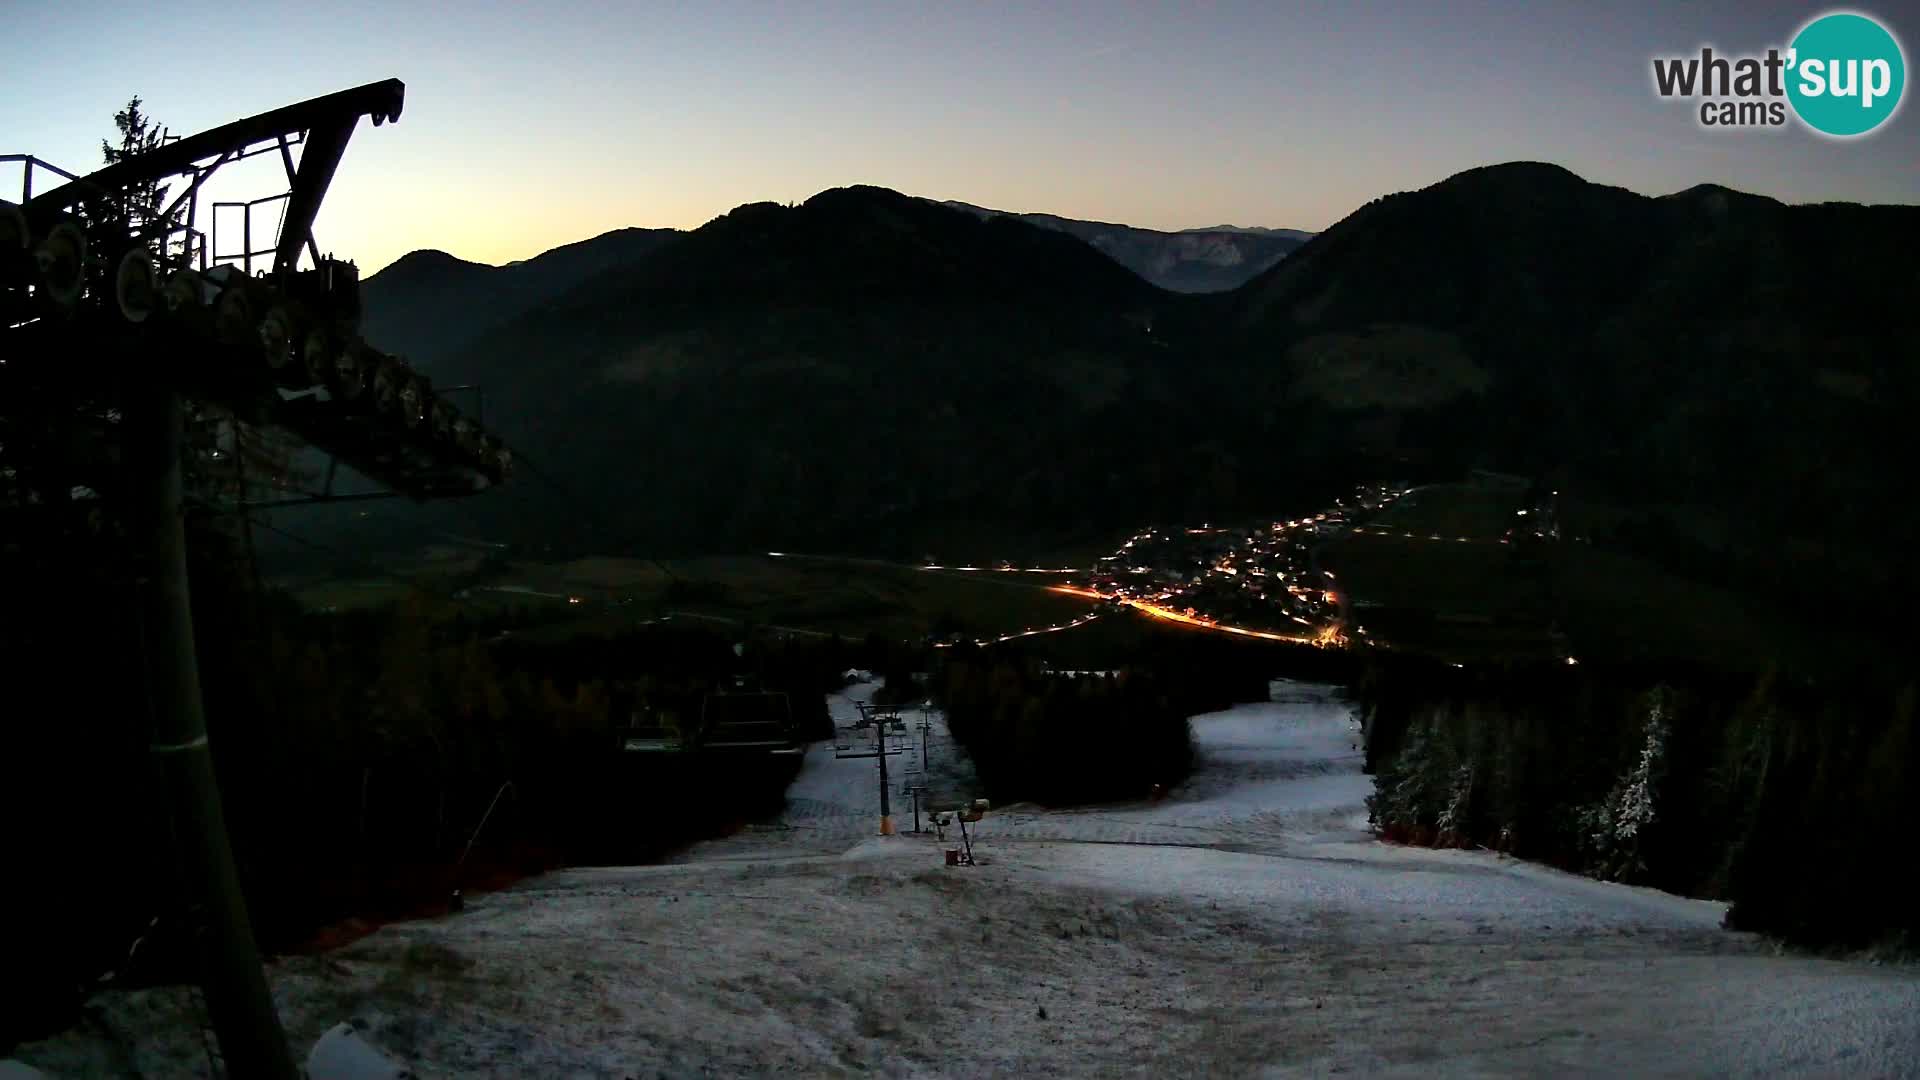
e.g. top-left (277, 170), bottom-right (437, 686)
top-left (1787, 12), bottom-right (1906, 137)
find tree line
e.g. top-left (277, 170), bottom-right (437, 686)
top-left (1, 521), bottom-right (865, 1049)
top-left (1358, 652), bottom-right (1918, 948)
top-left (930, 628), bottom-right (1313, 807)
top-left (935, 656), bottom-right (1199, 806)
top-left (926, 618), bottom-right (1359, 807)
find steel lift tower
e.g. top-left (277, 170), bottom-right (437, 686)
top-left (3, 79), bottom-right (508, 1077)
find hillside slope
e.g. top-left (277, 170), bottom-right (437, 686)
top-left (291, 166), bottom-right (1917, 606)
top-left (292, 188), bottom-right (1273, 562)
top-left (414, 186), bottom-right (1215, 556)
top-left (1225, 161), bottom-right (1920, 599)
top-left (360, 227), bottom-right (683, 368)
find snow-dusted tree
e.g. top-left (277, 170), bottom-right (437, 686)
top-left (1368, 703), bottom-right (1462, 839)
top-left (1578, 686), bottom-right (1671, 880)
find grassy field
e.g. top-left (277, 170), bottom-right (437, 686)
top-left (1321, 482), bottom-right (1866, 675)
top-left (294, 580), bottom-right (422, 613)
top-left (1546, 543), bottom-right (1858, 674)
top-left (291, 553), bottom-right (1096, 644)
top-left (1322, 535), bottom-right (1545, 622)
top-left (1556, 495), bottom-right (1737, 552)
top-left (282, 483), bottom-right (1874, 678)
top-left (1320, 534), bottom-right (1554, 663)
top-left (1364, 482), bottom-right (1525, 540)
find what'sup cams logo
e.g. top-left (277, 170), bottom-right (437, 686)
top-left (1653, 10), bottom-right (1906, 137)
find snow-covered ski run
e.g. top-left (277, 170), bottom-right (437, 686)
top-left (14, 680), bottom-right (1918, 1077)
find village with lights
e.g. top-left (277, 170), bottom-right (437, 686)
top-left (912, 484), bottom-right (1411, 650)
top-left (908, 478), bottom-right (1579, 661)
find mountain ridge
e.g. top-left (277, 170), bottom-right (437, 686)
top-left (359, 226), bottom-right (684, 369)
top-left (934, 198), bottom-right (1311, 292)
top-left (318, 164), bottom-right (1918, 609)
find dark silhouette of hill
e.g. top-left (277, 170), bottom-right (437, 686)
top-left (448, 187), bottom-right (1255, 555)
top-left (1182, 224), bottom-right (1315, 240)
top-left (283, 187), bottom-right (1271, 562)
top-left (1229, 159), bottom-right (1919, 599)
top-left (286, 166), bottom-right (1915, 613)
top-left (360, 227), bottom-right (682, 368)
top-left (938, 199), bottom-right (1310, 292)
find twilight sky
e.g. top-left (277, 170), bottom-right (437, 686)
top-left (5, 1), bottom-right (1916, 275)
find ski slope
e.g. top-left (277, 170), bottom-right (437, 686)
top-left (13, 679), bottom-right (1919, 1077)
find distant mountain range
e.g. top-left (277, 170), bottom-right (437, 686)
top-left (356, 199), bottom-right (1304, 371)
top-left (1181, 224), bottom-right (1309, 237)
top-left (935, 200), bottom-right (1311, 292)
top-left (273, 164), bottom-right (1916, 610)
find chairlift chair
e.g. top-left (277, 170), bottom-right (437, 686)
top-left (700, 686), bottom-right (803, 755)
top-left (617, 708), bottom-right (684, 753)
top-left (620, 732), bottom-right (682, 753)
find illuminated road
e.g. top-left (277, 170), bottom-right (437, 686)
top-left (761, 552), bottom-right (1107, 648)
top-left (766, 551), bottom-right (1078, 591)
top-left (930, 611), bottom-right (1105, 649)
top-left (1348, 526), bottom-right (1508, 545)
top-left (1048, 584), bottom-right (1340, 648)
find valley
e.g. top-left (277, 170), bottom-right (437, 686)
top-left (7, 11), bottom-right (1919, 1076)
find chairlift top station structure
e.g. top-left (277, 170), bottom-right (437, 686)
top-left (3, 78), bottom-right (509, 503)
top-left (3, 80), bottom-right (511, 1079)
